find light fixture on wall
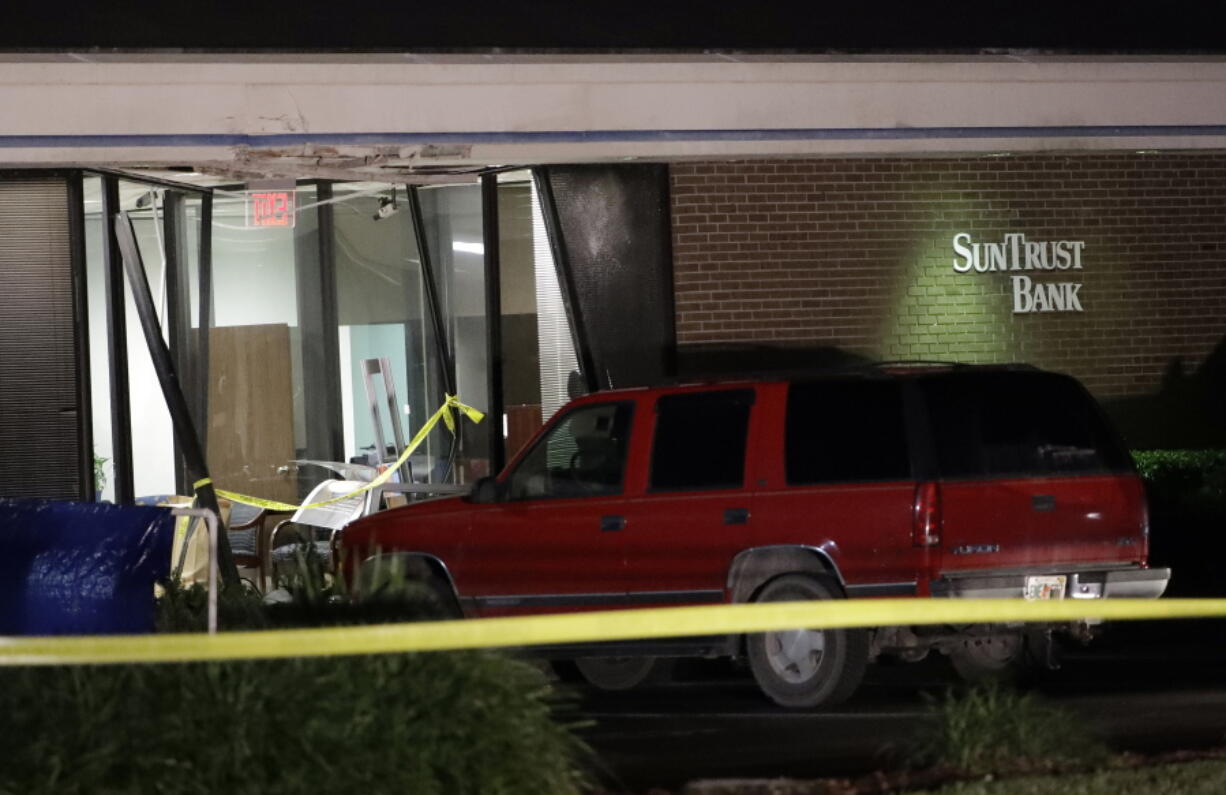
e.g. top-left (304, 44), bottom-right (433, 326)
top-left (373, 193), bottom-right (399, 221)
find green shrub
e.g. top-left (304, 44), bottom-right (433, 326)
top-left (0, 652), bottom-right (589, 795)
top-left (1131, 449), bottom-right (1226, 595)
top-left (1132, 449), bottom-right (1226, 503)
top-left (157, 543), bottom-right (450, 633)
top-left (92, 453), bottom-right (107, 494)
top-left (155, 577), bottom-right (272, 633)
top-left (1, 552), bottom-right (592, 795)
top-left (914, 683), bottom-right (1108, 776)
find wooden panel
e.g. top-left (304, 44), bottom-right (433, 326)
top-left (505, 403), bottom-right (543, 463)
top-left (207, 324), bottom-right (296, 503)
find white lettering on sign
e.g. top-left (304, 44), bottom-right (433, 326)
top-left (1011, 276), bottom-right (1083, 313)
top-left (952, 233), bottom-right (1085, 314)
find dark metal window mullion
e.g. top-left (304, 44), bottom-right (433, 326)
top-left (66, 172), bottom-right (95, 501)
top-left (407, 186), bottom-right (456, 396)
top-left (162, 191), bottom-right (192, 494)
top-left (86, 167), bottom-right (212, 196)
top-left (114, 210), bottom-right (238, 586)
top-left (196, 192), bottom-right (213, 457)
top-left (407, 186), bottom-right (460, 480)
top-left (317, 183), bottom-right (344, 460)
top-left (531, 167), bottom-right (599, 394)
top-left (296, 182), bottom-right (344, 467)
top-left (481, 174), bottom-right (506, 475)
top-left (101, 176), bottom-right (134, 504)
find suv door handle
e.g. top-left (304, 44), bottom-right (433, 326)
top-left (600, 515), bottom-right (626, 532)
top-left (724, 508), bottom-right (750, 525)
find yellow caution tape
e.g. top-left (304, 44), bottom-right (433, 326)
top-left (3, 598), bottom-right (1225, 667)
top-left (193, 395), bottom-right (484, 513)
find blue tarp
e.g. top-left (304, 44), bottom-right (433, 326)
top-left (0, 499), bottom-right (174, 636)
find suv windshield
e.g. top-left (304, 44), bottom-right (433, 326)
top-left (506, 401), bottom-right (634, 500)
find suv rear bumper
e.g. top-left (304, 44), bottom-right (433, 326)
top-left (931, 566), bottom-right (1170, 600)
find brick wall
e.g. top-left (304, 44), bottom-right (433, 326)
top-left (670, 155), bottom-right (1226, 402)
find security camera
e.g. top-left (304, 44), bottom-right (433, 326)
top-left (373, 195), bottom-right (398, 221)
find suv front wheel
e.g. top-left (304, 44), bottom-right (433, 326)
top-left (574, 656), bottom-right (672, 690)
top-left (746, 574), bottom-right (869, 709)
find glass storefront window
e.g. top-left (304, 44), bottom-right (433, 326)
top-left (83, 176), bottom-right (113, 501)
top-left (84, 179), bottom-right (184, 501)
top-left (497, 174), bottom-right (581, 461)
top-left (330, 183), bottom-right (438, 483)
top-left (497, 179), bottom-right (544, 460)
top-left (124, 186), bottom-right (189, 500)
top-left (83, 172), bottom-right (583, 509)
top-left (205, 185), bottom-right (316, 504)
top-left (418, 183), bottom-right (491, 481)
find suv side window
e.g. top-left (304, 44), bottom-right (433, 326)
top-left (922, 372), bottom-right (1130, 478)
top-left (650, 389), bottom-right (753, 492)
top-left (506, 402), bottom-right (634, 500)
top-left (786, 380), bottom-right (911, 484)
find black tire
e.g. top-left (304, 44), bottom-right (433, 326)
top-left (746, 574), bottom-right (869, 709)
top-left (359, 556), bottom-right (461, 619)
top-left (574, 656), bottom-right (673, 691)
top-left (418, 576), bottom-right (463, 619)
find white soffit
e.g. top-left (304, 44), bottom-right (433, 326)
top-left (2, 54), bottom-right (1226, 178)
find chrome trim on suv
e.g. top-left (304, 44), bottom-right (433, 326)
top-left (931, 565), bottom-right (1170, 600)
top-left (466, 589), bottom-right (724, 610)
top-left (844, 582), bottom-right (919, 598)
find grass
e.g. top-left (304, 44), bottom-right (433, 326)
top-left (913, 683), bottom-right (1109, 776)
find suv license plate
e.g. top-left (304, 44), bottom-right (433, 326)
top-left (1024, 575), bottom-right (1067, 601)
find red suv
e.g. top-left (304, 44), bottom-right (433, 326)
top-left (340, 364), bottom-right (1169, 707)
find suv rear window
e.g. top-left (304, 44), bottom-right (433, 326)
top-left (921, 371), bottom-right (1130, 478)
top-left (650, 389), bottom-right (753, 491)
top-left (786, 379), bottom-right (911, 484)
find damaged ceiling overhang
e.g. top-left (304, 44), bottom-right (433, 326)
top-left (197, 144), bottom-right (488, 184)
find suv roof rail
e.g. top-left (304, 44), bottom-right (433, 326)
top-left (869, 359), bottom-right (967, 369)
top-left (830, 360), bottom-right (1042, 375)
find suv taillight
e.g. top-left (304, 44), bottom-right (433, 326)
top-left (912, 481), bottom-right (942, 547)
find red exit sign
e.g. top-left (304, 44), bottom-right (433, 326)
top-left (246, 191), bottom-right (296, 228)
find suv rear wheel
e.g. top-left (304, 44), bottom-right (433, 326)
top-left (948, 629), bottom-right (1055, 683)
top-left (746, 574), bottom-right (869, 708)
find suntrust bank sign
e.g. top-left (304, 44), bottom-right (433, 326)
top-left (952, 233), bottom-right (1086, 313)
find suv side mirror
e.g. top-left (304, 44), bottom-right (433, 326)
top-left (469, 476), bottom-right (504, 504)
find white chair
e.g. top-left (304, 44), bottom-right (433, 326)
top-left (264, 479), bottom-right (379, 591)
